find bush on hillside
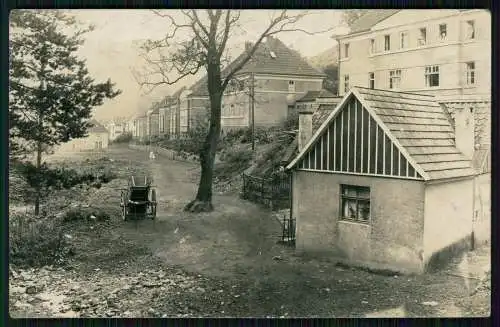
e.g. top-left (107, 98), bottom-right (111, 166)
top-left (215, 146), bottom-right (253, 181)
top-left (9, 213), bottom-right (73, 267)
top-left (112, 132), bottom-right (132, 144)
top-left (15, 161), bottom-right (117, 193)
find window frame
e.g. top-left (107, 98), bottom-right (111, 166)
top-left (418, 27), bottom-right (427, 46)
top-left (340, 184), bottom-right (371, 223)
top-left (466, 61), bottom-right (476, 85)
top-left (369, 38), bottom-right (375, 54)
top-left (400, 31), bottom-right (409, 49)
top-left (344, 43), bottom-right (350, 58)
top-left (439, 23), bottom-right (447, 40)
top-left (369, 72), bottom-right (375, 89)
top-left (389, 69), bottom-right (402, 89)
top-left (344, 74), bottom-right (349, 93)
top-left (466, 20), bottom-right (475, 40)
top-left (425, 65), bottom-right (440, 88)
top-left (384, 34), bottom-right (391, 51)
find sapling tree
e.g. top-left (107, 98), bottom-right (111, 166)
top-left (9, 10), bottom-right (121, 215)
top-left (134, 10), bottom-right (332, 212)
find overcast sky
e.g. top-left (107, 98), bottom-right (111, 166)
top-left (68, 10), bottom-right (349, 121)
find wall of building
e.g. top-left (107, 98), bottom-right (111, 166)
top-left (149, 114), bottom-right (160, 136)
top-left (56, 132), bottom-right (109, 152)
top-left (221, 76), bottom-right (323, 129)
top-left (292, 170), bottom-right (426, 273)
top-left (338, 10), bottom-right (491, 101)
top-left (422, 177), bottom-right (474, 266)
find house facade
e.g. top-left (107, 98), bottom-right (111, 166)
top-left (56, 119), bottom-right (109, 152)
top-left (286, 87), bottom-right (479, 274)
top-left (151, 36), bottom-right (325, 137)
top-left (337, 9), bottom-right (491, 101)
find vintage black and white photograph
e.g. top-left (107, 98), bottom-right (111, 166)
top-left (8, 9), bottom-right (491, 318)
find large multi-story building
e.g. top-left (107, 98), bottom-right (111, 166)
top-left (337, 9), bottom-right (490, 101)
top-left (148, 36), bottom-right (325, 138)
top-left (337, 9), bottom-right (491, 164)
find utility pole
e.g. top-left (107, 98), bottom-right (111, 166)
top-left (250, 72), bottom-right (255, 151)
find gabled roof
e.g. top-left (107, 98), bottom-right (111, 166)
top-left (286, 87), bottom-right (476, 181)
top-left (189, 36), bottom-right (325, 97)
top-left (88, 119), bottom-right (108, 133)
top-left (347, 10), bottom-right (400, 34)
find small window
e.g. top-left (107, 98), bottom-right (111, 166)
top-left (425, 65), bottom-right (440, 87)
top-left (418, 28), bottom-right (427, 46)
top-left (389, 69), bottom-right (401, 89)
top-left (400, 31), bottom-right (408, 49)
top-left (369, 38), bottom-right (375, 54)
top-left (344, 43), bottom-right (350, 58)
top-left (466, 61), bottom-right (475, 85)
top-left (340, 185), bottom-right (370, 222)
top-left (466, 20), bottom-right (475, 39)
top-left (384, 35), bottom-right (391, 51)
top-left (369, 72), bottom-right (375, 89)
top-left (439, 24), bottom-right (447, 40)
top-left (344, 75), bottom-right (349, 93)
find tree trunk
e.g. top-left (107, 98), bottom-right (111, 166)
top-left (184, 53), bottom-right (222, 213)
top-left (34, 140), bottom-right (42, 216)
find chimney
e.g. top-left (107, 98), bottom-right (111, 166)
top-left (298, 110), bottom-right (314, 152)
top-left (453, 106), bottom-right (475, 159)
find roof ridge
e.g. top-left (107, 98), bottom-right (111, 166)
top-left (354, 86), bottom-right (435, 97)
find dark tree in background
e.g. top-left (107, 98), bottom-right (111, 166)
top-left (135, 10), bottom-right (332, 212)
top-left (322, 64), bottom-right (338, 94)
top-left (9, 10), bottom-right (121, 215)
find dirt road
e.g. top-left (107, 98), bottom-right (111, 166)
top-left (10, 145), bottom-right (491, 318)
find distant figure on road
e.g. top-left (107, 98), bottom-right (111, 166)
top-left (149, 151), bottom-right (156, 160)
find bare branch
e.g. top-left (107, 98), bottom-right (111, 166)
top-left (217, 11), bottom-right (240, 57)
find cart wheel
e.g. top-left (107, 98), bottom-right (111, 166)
top-left (150, 189), bottom-right (157, 202)
top-left (121, 192), bottom-right (127, 221)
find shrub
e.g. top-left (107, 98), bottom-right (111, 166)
top-left (112, 132), bottom-right (132, 144)
top-left (63, 207), bottom-right (110, 223)
top-left (15, 161), bottom-right (117, 194)
top-left (9, 213), bottom-right (73, 267)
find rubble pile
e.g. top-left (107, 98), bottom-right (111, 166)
top-left (9, 265), bottom-right (244, 318)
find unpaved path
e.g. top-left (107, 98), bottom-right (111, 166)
top-left (9, 145), bottom-right (491, 318)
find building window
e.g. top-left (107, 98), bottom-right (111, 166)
top-left (369, 38), bottom-right (375, 54)
top-left (344, 43), bottom-right (350, 58)
top-left (466, 62), bottom-right (476, 85)
top-left (369, 72), bottom-right (375, 89)
top-left (466, 20), bottom-right (475, 39)
top-left (344, 75), bottom-right (349, 93)
top-left (425, 65), bottom-right (440, 87)
top-left (288, 80), bottom-right (295, 93)
top-left (400, 31), bottom-right (408, 49)
top-left (389, 69), bottom-right (401, 89)
top-left (439, 24), bottom-right (447, 40)
top-left (340, 185), bottom-right (370, 222)
top-left (418, 28), bottom-right (427, 46)
top-left (384, 35), bottom-right (391, 51)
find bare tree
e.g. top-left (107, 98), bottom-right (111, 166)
top-left (134, 10), bottom-right (332, 212)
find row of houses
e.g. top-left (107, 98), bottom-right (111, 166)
top-left (283, 9), bottom-right (491, 274)
top-left (121, 9), bottom-right (490, 274)
top-left (129, 36), bottom-right (332, 140)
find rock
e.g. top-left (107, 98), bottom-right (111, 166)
top-left (422, 301), bottom-right (439, 307)
top-left (26, 285), bottom-right (39, 295)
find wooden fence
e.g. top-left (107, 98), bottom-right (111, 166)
top-left (240, 172), bottom-right (291, 211)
